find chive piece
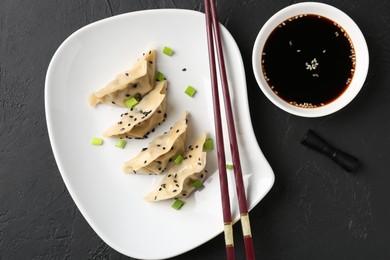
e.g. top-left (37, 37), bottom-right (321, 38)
top-left (173, 154), bottom-right (184, 165)
top-left (191, 179), bottom-right (203, 188)
top-left (124, 97), bottom-right (139, 108)
top-left (163, 46), bottom-right (174, 56)
top-left (185, 86), bottom-right (197, 97)
top-left (226, 164), bottom-right (234, 170)
top-left (115, 139), bottom-right (127, 149)
top-left (91, 137), bottom-right (103, 146)
top-left (171, 199), bottom-right (185, 210)
top-left (203, 138), bottom-right (214, 151)
top-left (156, 71), bottom-right (165, 81)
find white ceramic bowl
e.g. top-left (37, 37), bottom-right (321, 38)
top-left (252, 2), bottom-right (369, 117)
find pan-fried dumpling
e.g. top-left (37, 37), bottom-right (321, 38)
top-left (144, 132), bottom-right (207, 202)
top-left (103, 80), bottom-right (167, 138)
top-left (89, 49), bottom-right (156, 107)
top-left (123, 112), bottom-right (189, 174)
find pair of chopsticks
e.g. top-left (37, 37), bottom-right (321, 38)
top-left (204, 0), bottom-right (255, 259)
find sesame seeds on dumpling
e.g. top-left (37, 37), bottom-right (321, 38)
top-left (103, 80), bottom-right (167, 138)
top-left (144, 132), bottom-right (207, 202)
top-left (123, 112), bottom-right (189, 175)
top-left (89, 49), bottom-right (156, 107)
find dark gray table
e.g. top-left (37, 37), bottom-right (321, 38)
top-left (1, 0), bottom-right (389, 259)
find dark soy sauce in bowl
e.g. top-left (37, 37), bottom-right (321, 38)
top-left (261, 14), bottom-right (355, 108)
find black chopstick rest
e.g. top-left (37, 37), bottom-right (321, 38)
top-left (301, 129), bottom-right (360, 172)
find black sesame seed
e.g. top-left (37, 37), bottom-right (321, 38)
top-left (169, 158), bottom-right (173, 162)
top-left (189, 155), bottom-right (192, 158)
top-left (133, 170), bottom-right (136, 174)
top-left (173, 190), bottom-right (177, 193)
top-left (174, 180), bottom-right (178, 183)
top-left (154, 196), bottom-right (157, 200)
top-left (198, 162), bottom-right (202, 166)
top-left (163, 147), bottom-right (166, 150)
top-left (125, 73), bottom-right (129, 76)
top-left (126, 94), bottom-right (130, 97)
top-left (157, 110), bottom-right (162, 114)
top-left (159, 188), bottom-right (162, 191)
top-left (158, 167), bottom-right (162, 171)
top-left (118, 121), bottom-right (122, 124)
top-left (157, 161), bottom-right (162, 164)
top-left (133, 84), bottom-right (138, 88)
top-left (182, 68), bottom-right (187, 71)
top-left (182, 193), bottom-right (187, 196)
top-left (128, 124), bottom-right (131, 126)
top-left (152, 128), bottom-right (155, 132)
top-left (157, 144), bottom-right (161, 147)
top-left (144, 160), bottom-right (147, 164)
top-left (120, 128), bottom-right (125, 131)
top-left (125, 113), bottom-right (128, 115)
top-left (201, 174), bottom-right (204, 178)
top-left (142, 148), bottom-right (148, 151)
top-left (134, 118), bottom-right (137, 121)
top-left (111, 101), bottom-right (116, 104)
top-left (176, 184), bottom-right (179, 187)
top-left (164, 113), bottom-right (167, 118)
top-left (149, 50), bottom-right (151, 54)
top-left (149, 61), bottom-right (153, 64)
top-left (168, 174), bottom-right (172, 177)
top-left (196, 145), bottom-right (199, 148)
top-left (176, 129), bottom-right (179, 133)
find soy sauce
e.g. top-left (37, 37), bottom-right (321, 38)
top-left (261, 15), bottom-right (355, 108)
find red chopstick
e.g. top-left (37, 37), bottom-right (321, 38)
top-left (204, 1), bottom-right (235, 259)
top-left (204, 0), bottom-right (256, 259)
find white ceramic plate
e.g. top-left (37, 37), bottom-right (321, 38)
top-left (45, 9), bottom-right (274, 259)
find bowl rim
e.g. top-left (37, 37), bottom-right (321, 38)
top-left (252, 2), bottom-right (369, 118)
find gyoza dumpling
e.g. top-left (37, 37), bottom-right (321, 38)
top-left (144, 132), bottom-right (207, 202)
top-left (123, 112), bottom-right (189, 174)
top-left (89, 49), bottom-right (156, 107)
top-left (103, 80), bottom-right (167, 138)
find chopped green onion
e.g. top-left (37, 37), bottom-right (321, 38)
top-left (226, 164), bottom-right (234, 170)
top-left (185, 85), bottom-right (197, 97)
top-left (171, 199), bottom-right (185, 210)
top-left (124, 97), bottom-right (139, 108)
top-left (203, 138), bottom-right (214, 151)
top-left (191, 179), bottom-right (203, 188)
top-left (156, 71), bottom-right (165, 81)
top-left (163, 46), bottom-right (174, 56)
top-left (90, 137), bottom-right (103, 146)
top-left (115, 139), bottom-right (127, 149)
top-left (173, 154), bottom-right (184, 165)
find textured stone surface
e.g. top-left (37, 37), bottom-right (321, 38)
top-left (1, 0), bottom-right (390, 259)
